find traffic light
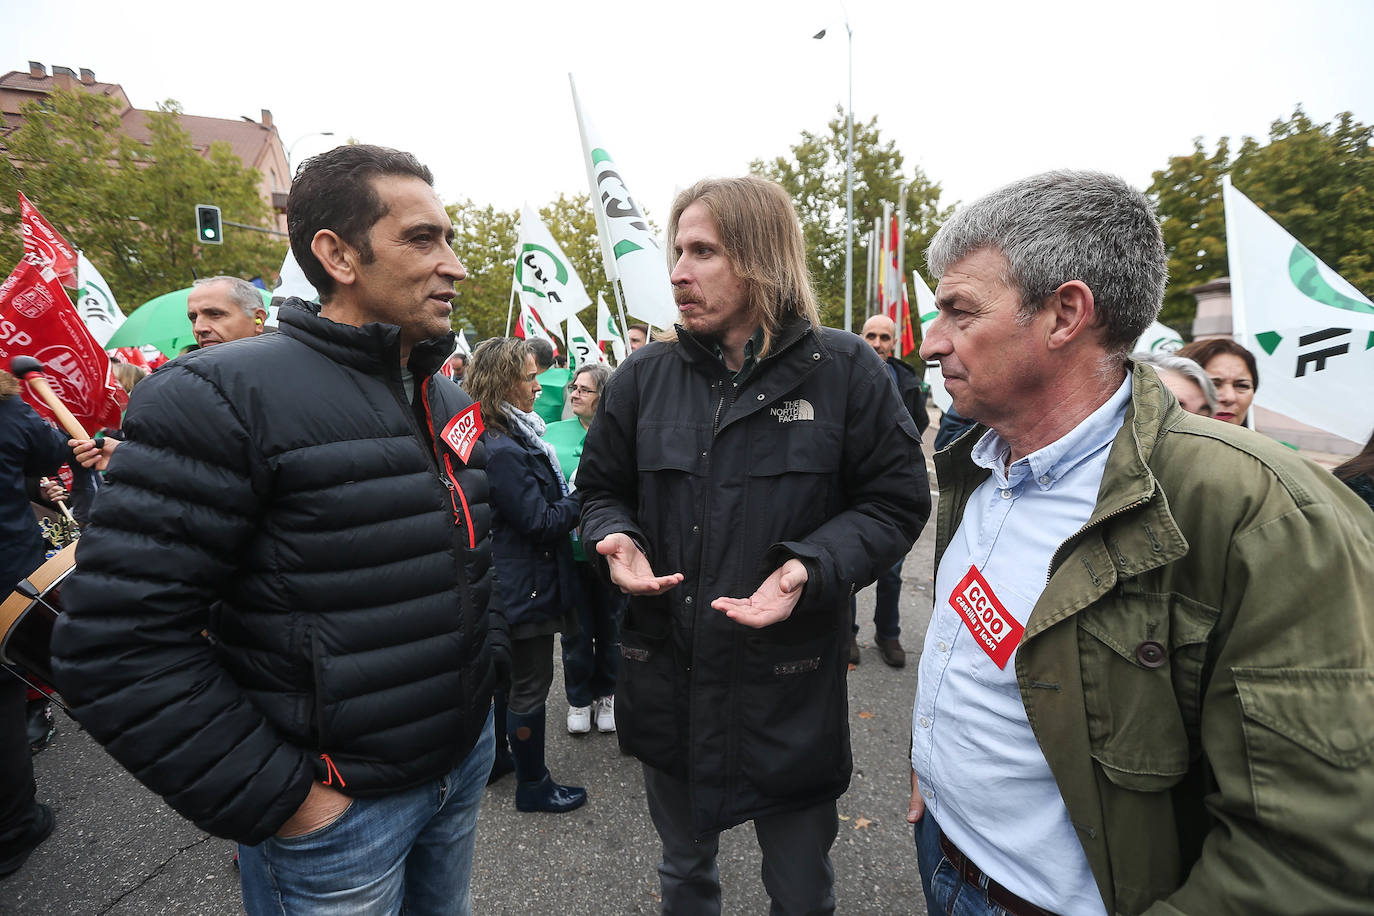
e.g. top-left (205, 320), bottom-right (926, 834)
top-left (195, 204), bottom-right (223, 244)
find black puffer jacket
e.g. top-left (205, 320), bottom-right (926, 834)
top-left (888, 356), bottom-right (930, 434)
top-left (51, 300), bottom-right (497, 845)
top-left (578, 318), bottom-right (930, 835)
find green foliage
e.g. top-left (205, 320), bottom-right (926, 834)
top-left (750, 105), bottom-right (952, 334)
top-left (0, 89), bottom-right (286, 309)
top-left (1149, 107), bottom-right (1374, 335)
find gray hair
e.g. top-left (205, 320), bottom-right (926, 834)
top-left (1132, 351), bottom-right (1218, 414)
top-left (572, 363), bottom-right (611, 393)
top-left (193, 276), bottom-right (267, 318)
top-left (926, 170), bottom-right (1166, 354)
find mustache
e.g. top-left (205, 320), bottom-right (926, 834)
top-left (673, 289), bottom-right (700, 306)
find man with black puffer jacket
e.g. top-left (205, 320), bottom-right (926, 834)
top-left (52, 145), bottom-right (508, 916)
top-left (578, 176), bottom-right (930, 914)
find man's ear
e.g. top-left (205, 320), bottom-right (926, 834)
top-left (311, 229), bottom-right (357, 289)
top-left (1044, 280), bottom-right (1097, 351)
top-left (252, 307), bottom-right (268, 330)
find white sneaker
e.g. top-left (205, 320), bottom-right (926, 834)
top-left (594, 695), bottom-right (616, 733)
top-left (567, 704), bottom-right (592, 735)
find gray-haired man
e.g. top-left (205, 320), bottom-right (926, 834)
top-left (908, 169), bottom-right (1374, 916)
top-left (187, 275), bottom-right (268, 347)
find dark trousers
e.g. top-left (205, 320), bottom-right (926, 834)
top-left (0, 675), bottom-right (40, 858)
top-left (561, 562), bottom-right (623, 707)
top-left (508, 635), bottom-right (555, 716)
top-left (849, 557), bottom-right (903, 640)
top-left (642, 764), bottom-right (838, 916)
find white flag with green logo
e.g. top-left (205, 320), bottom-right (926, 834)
top-left (515, 205), bottom-right (590, 330)
top-left (570, 76), bottom-right (677, 330)
top-left (77, 251), bottom-right (124, 347)
top-left (566, 312), bottom-right (606, 369)
top-left (1133, 321), bottom-right (1184, 355)
top-left (1224, 177), bottom-right (1374, 444)
top-left (597, 291), bottom-right (626, 362)
top-left (913, 270), bottom-right (951, 413)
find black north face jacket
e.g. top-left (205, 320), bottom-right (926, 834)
top-left (52, 300), bottom-right (497, 845)
top-left (578, 318), bottom-right (930, 835)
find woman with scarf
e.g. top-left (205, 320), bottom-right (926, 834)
top-left (465, 338), bottom-right (587, 814)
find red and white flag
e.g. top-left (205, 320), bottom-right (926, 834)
top-left (18, 192), bottom-right (78, 289)
top-left (0, 260), bottom-right (126, 432)
top-left (881, 214), bottom-right (916, 357)
top-left (513, 299), bottom-right (557, 351)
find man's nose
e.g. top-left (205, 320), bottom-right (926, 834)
top-left (669, 255), bottom-right (688, 285)
top-left (440, 247), bottom-right (466, 282)
top-left (919, 318), bottom-right (948, 360)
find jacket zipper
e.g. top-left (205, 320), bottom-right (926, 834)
top-left (1043, 497), bottom-right (1150, 586)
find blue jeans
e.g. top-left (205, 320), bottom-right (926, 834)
top-left (913, 811), bottom-right (1014, 916)
top-left (850, 557), bottom-right (903, 640)
top-left (562, 562), bottom-right (623, 707)
top-left (239, 706), bottom-right (495, 916)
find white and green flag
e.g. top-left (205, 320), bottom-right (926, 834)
top-left (515, 299), bottom-right (556, 347)
top-left (566, 311), bottom-right (606, 369)
top-left (515, 205), bottom-right (590, 329)
top-left (570, 76), bottom-right (676, 330)
top-left (1134, 321), bottom-right (1184, 355)
top-left (76, 251), bottom-right (124, 347)
top-left (913, 270), bottom-right (952, 413)
top-left (1224, 177), bottom-right (1374, 444)
top-left (597, 291), bottom-right (626, 362)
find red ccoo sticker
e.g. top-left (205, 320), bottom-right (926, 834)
top-left (440, 402), bottom-right (484, 465)
top-left (949, 565), bottom-right (1025, 669)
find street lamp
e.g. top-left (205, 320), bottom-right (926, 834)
top-left (814, 11), bottom-right (854, 333)
top-left (286, 131), bottom-right (335, 169)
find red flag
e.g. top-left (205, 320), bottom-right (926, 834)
top-left (882, 215), bottom-right (917, 357)
top-left (18, 192), bottom-right (79, 288)
top-left (0, 260), bottom-right (126, 432)
top-left (113, 346), bottom-right (153, 371)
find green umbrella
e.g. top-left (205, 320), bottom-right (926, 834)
top-left (106, 286), bottom-right (272, 357)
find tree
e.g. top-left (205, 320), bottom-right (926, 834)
top-left (1149, 107), bottom-right (1374, 335)
top-left (751, 105), bottom-right (952, 334)
top-left (0, 89), bottom-right (286, 310)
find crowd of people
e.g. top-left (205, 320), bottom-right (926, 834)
top-left (0, 144), bottom-right (1370, 916)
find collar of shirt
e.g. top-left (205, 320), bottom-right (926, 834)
top-left (970, 374), bottom-right (1133, 493)
top-left (712, 326), bottom-right (765, 386)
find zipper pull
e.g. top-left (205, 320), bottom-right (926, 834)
top-left (320, 753), bottom-right (347, 788)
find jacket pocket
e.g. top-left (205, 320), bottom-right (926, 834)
top-left (615, 623), bottom-right (684, 777)
top-left (1235, 667), bottom-right (1374, 891)
top-left (738, 629), bottom-right (849, 798)
top-left (1077, 591), bottom-right (1218, 790)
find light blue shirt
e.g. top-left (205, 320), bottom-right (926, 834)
top-left (912, 375), bottom-right (1131, 916)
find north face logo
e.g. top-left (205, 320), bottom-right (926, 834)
top-left (770, 399), bottom-right (815, 422)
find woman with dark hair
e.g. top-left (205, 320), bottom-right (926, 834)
top-left (465, 338), bottom-right (586, 814)
top-left (1176, 338), bottom-right (1258, 426)
top-left (1334, 429), bottom-right (1374, 513)
top-left (543, 363), bottom-right (625, 735)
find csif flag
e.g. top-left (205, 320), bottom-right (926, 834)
top-left (570, 76), bottom-right (676, 330)
top-left (0, 259), bottom-right (126, 432)
top-left (76, 251), bottom-right (125, 347)
top-left (597, 291), bottom-right (626, 361)
top-left (19, 192), bottom-right (78, 288)
top-left (565, 312), bottom-right (607, 369)
top-left (1224, 177), bottom-right (1374, 445)
top-left (515, 205), bottom-right (591, 329)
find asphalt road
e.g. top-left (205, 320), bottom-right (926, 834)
top-left (1, 441), bottom-right (941, 916)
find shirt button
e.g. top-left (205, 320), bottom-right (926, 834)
top-left (1038, 475), bottom-right (1051, 486)
top-left (684, 596), bottom-right (693, 605)
top-left (919, 716), bottom-right (931, 728)
top-left (937, 641), bottom-right (948, 653)
top-left (756, 393), bottom-right (765, 401)
top-left (692, 525), bottom-right (700, 533)
top-left (700, 450), bottom-right (708, 458)
top-left (1000, 489), bottom-right (1012, 499)
top-left (921, 785), bottom-right (933, 798)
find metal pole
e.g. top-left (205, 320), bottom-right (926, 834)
top-left (844, 18), bottom-right (854, 334)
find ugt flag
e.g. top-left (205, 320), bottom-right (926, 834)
top-left (597, 291), bottom-right (626, 362)
top-left (76, 251), bottom-right (125, 347)
top-left (565, 311), bottom-right (607, 370)
top-left (570, 76), bottom-right (676, 330)
top-left (19, 192), bottom-right (78, 288)
top-left (1224, 178), bottom-right (1374, 445)
top-left (0, 259), bottom-right (126, 432)
top-left (516, 205), bottom-right (591, 330)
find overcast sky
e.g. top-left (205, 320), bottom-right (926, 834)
top-left (7, 0), bottom-right (1372, 222)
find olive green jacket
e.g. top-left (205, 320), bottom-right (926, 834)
top-left (933, 364), bottom-right (1374, 916)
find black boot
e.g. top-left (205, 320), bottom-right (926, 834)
top-left (488, 690), bottom-right (515, 785)
top-left (507, 706), bottom-right (586, 813)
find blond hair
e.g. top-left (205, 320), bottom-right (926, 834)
top-left (465, 337), bottom-right (533, 435)
top-left (661, 176), bottom-right (820, 358)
